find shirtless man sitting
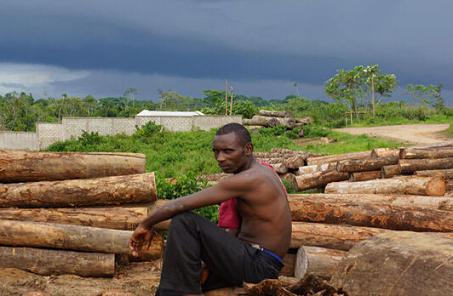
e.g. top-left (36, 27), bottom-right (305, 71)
top-left (129, 123), bottom-right (292, 296)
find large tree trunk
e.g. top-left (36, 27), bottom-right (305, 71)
top-left (258, 110), bottom-right (292, 118)
top-left (0, 173), bottom-right (157, 207)
top-left (325, 176), bottom-right (446, 196)
top-left (289, 193), bottom-right (453, 231)
top-left (370, 148), bottom-right (400, 159)
top-left (296, 163), bottom-right (336, 175)
top-left (349, 170), bottom-right (381, 182)
top-left (399, 158), bottom-right (453, 173)
top-left (0, 246), bottom-right (115, 277)
top-left (330, 232), bottom-right (453, 296)
top-left (295, 169), bottom-right (349, 191)
top-left (294, 246), bottom-right (346, 279)
top-left (243, 115), bottom-right (296, 129)
top-left (291, 222), bottom-right (388, 251)
top-left (0, 263), bottom-right (161, 296)
top-left (381, 164), bottom-right (401, 178)
top-left (0, 201), bottom-right (169, 231)
top-left (0, 151), bottom-right (146, 183)
top-left (336, 157), bottom-right (398, 173)
top-left (400, 146), bottom-right (453, 159)
top-left (415, 168), bottom-right (453, 178)
top-left (306, 151), bottom-right (370, 166)
top-left (0, 220), bottom-right (163, 258)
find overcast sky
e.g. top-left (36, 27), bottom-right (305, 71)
top-left (1, 0), bottom-right (452, 104)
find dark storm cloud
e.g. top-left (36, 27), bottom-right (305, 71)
top-left (1, 0), bottom-right (452, 99)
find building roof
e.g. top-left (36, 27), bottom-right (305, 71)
top-left (136, 110), bottom-right (205, 117)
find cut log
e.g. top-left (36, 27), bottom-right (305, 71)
top-left (415, 168), bottom-right (453, 179)
top-left (381, 164), bottom-right (401, 178)
top-left (0, 220), bottom-right (163, 258)
top-left (289, 193), bottom-right (453, 231)
top-left (400, 146), bottom-right (453, 159)
top-left (370, 148), bottom-right (400, 159)
top-left (295, 117), bottom-right (313, 124)
top-left (258, 110), bottom-right (292, 118)
top-left (306, 151), bottom-right (370, 166)
top-left (0, 151), bottom-right (146, 183)
top-left (0, 173), bottom-right (157, 208)
top-left (325, 176), bottom-right (446, 196)
top-left (291, 222), bottom-right (388, 251)
top-left (349, 170), bottom-right (381, 182)
top-left (336, 157), bottom-right (398, 173)
top-left (282, 155), bottom-right (306, 169)
top-left (295, 169), bottom-right (349, 191)
top-left (281, 253), bottom-right (296, 277)
top-left (0, 201), bottom-right (168, 231)
top-left (272, 163), bottom-right (288, 174)
top-left (295, 246), bottom-right (346, 279)
top-left (281, 173), bottom-right (298, 190)
top-left (0, 263), bottom-right (161, 295)
top-left (296, 163), bottom-right (336, 175)
top-left (0, 246), bottom-right (114, 277)
top-left (243, 115), bottom-right (296, 129)
top-left (399, 157), bottom-right (453, 173)
top-left (330, 231), bottom-right (453, 296)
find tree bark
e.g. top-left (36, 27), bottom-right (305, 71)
top-left (381, 164), bottom-right (401, 178)
top-left (281, 173), bottom-right (298, 190)
top-left (258, 110), bottom-right (292, 118)
top-left (370, 148), bottom-right (400, 159)
top-left (0, 173), bottom-right (157, 207)
top-left (0, 201), bottom-right (168, 231)
top-left (336, 157), bottom-right (398, 173)
top-left (282, 155), bottom-right (306, 169)
top-left (297, 163), bottom-right (337, 175)
top-left (349, 170), bottom-right (381, 182)
top-left (291, 222), bottom-right (388, 251)
top-left (415, 168), bottom-right (453, 179)
top-left (325, 176), bottom-right (446, 196)
top-left (399, 158), bottom-right (453, 173)
top-left (0, 220), bottom-right (163, 258)
top-left (0, 151), bottom-right (146, 183)
top-left (243, 115), bottom-right (296, 129)
top-left (330, 231), bottom-right (453, 296)
top-left (281, 253), bottom-right (296, 277)
top-left (306, 151), bottom-right (370, 166)
top-left (295, 169), bottom-right (349, 191)
top-left (288, 193), bottom-right (453, 231)
top-left (400, 146), bottom-right (453, 159)
top-left (294, 246), bottom-right (346, 279)
top-left (0, 246), bottom-right (115, 277)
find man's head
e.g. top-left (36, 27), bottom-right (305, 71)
top-left (212, 123), bottom-right (253, 174)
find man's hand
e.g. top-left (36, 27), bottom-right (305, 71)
top-left (129, 224), bottom-right (154, 257)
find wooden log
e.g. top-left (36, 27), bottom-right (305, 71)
top-left (330, 231), bottom-right (453, 296)
top-left (400, 146), bottom-right (453, 159)
top-left (0, 246), bottom-right (115, 277)
top-left (0, 173), bottom-right (157, 208)
top-left (296, 163), bottom-right (336, 175)
top-left (281, 253), bottom-right (296, 277)
top-left (336, 157), bottom-right (398, 173)
top-left (306, 151), bottom-right (370, 166)
top-left (281, 173), bottom-right (298, 190)
top-left (291, 222), bottom-right (388, 251)
top-left (381, 164), bottom-right (401, 178)
top-left (282, 155), bottom-right (306, 169)
top-left (244, 115), bottom-right (296, 129)
top-left (415, 168), bottom-right (453, 179)
top-left (295, 169), bottom-right (349, 191)
top-left (289, 193), bottom-right (453, 232)
top-left (0, 220), bottom-right (163, 258)
top-left (325, 175), bottom-right (446, 196)
top-left (349, 170), bottom-right (381, 182)
top-left (0, 201), bottom-right (168, 231)
top-left (258, 110), bottom-right (292, 118)
top-left (0, 263), bottom-right (161, 295)
top-left (295, 117), bottom-right (313, 124)
top-left (370, 148), bottom-right (400, 159)
top-left (272, 163), bottom-right (288, 174)
top-left (399, 157), bottom-right (453, 173)
top-left (295, 246), bottom-right (346, 279)
top-left (0, 151), bottom-right (146, 183)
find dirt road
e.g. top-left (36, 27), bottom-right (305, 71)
top-left (335, 124), bottom-right (452, 146)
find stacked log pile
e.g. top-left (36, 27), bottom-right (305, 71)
top-left (0, 150), bottom-right (163, 283)
top-left (243, 110), bottom-right (312, 133)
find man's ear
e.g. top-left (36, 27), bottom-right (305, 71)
top-left (244, 143), bottom-right (253, 155)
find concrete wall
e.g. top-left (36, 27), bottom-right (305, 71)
top-left (0, 131), bottom-right (39, 150)
top-left (0, 115), bottom-right (242, 150)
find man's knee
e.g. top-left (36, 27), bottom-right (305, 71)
top-left (170, 212), bottom-right (197, 229)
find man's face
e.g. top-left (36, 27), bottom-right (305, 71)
top-left (212, 132), bottom-right (251, 174)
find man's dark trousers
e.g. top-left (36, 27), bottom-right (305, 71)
top-left (156, 212), bottom-right (283, 296)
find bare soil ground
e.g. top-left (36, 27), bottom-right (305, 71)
top-left (334, 124), bottom-right (452, 146)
